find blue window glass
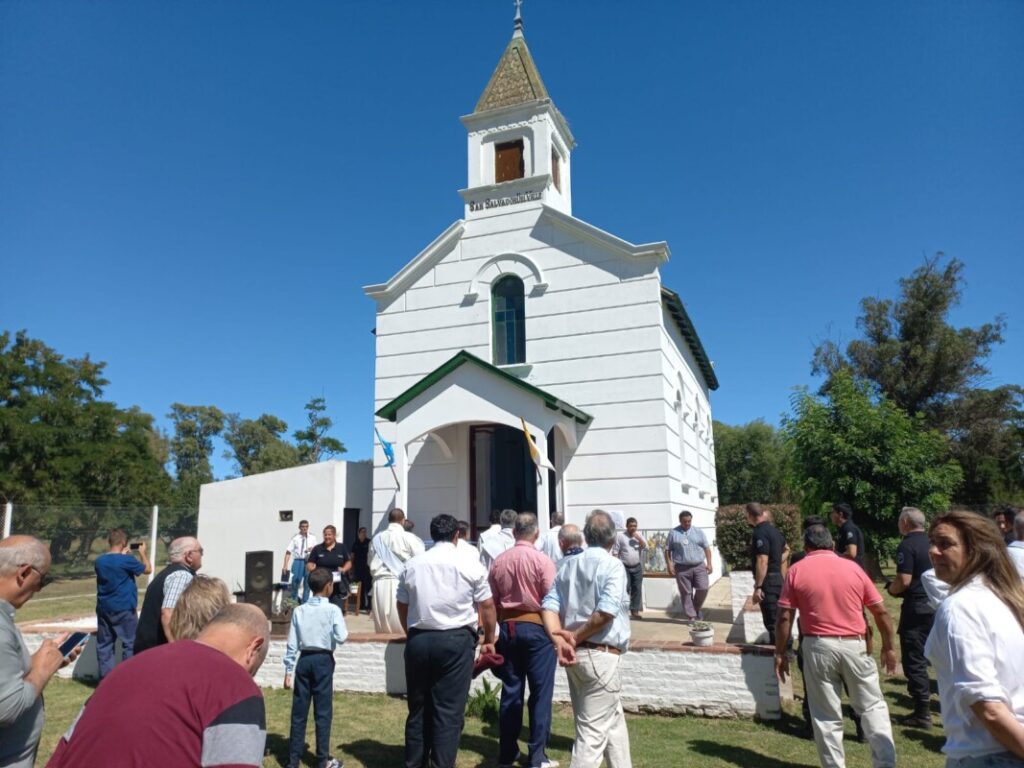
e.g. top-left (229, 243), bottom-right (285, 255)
top-left (492, 275), bottom-right (525, 365)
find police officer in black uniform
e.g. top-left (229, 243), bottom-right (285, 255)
top-left (886, 506), bottom-right (935, 729)
top-left (746, 502), bottom-right (788, 644)
top-left (831, 502), bottom-right (866, 569)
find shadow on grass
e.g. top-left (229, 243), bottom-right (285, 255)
top-left (901, 727), bottom-right (946, 753)
top-left (344, 738), bottom-right (406, 766)
top-left (477, 721), bottom-right (574, 752)
top-left (759, 709), bottom-right (812, 739)
top-left (690, 739), bottom-right (819, 768)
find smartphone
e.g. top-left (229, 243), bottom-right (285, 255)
top-left (58, 632), bottom-right (90, 658)
top-left (129, 543), bottom-right (142, 550)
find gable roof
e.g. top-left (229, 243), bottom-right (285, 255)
top-left (475, 32), bottom-right (551, 113)
top-left (661, 287), bottom-right (719, 391)
top-left (376, 350), bottom-right (592, 425)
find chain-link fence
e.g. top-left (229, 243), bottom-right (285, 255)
top-left (6, 503), bottom-right (197, 578)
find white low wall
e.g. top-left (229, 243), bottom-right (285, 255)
top-left (25, 632), bottom-right (779, 720)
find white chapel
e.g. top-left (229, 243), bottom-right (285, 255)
top-left (366, 17), bottom-right (720, 554)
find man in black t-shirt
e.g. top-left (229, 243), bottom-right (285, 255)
top-left (831, 502), bottom-right (866, 571)
top-left (306, 525), bottom-right (352, 615)
top-left (886, 506), bottom-right (935, 729)
top-left (746, 503), bottom-right (788, 644)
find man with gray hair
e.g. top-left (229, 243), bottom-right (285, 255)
top-left (0, 535), bottom-right (77, 767)
top-left (557, 524), bottom-right (585, 558)
top-left (885, 506), bottom-right (935, 729)
top-left (480, 508), bottom-right (517, 571)
top-left (489, 513), bottom-right (558, 768)
top-left (134, 535), bottom-right (204, 654)
top-left (1009, 512), bottom-right (1024, 578)
top-left (536, 510), bottom-right (565, 563)
top-left (542, 510), bottom-right (632, 768)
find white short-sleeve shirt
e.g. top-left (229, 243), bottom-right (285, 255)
top-left (397, 542), bottom-right (492, 630)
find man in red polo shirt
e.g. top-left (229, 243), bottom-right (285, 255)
top-left (489, 512), bottom-right (558, 768)
top-left (775, 524), bottom-right (897, 768)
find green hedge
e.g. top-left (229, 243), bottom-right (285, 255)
top-left (714, 504), bottom-right (803, 571)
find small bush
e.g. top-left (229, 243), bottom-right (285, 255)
top-left (465, 676), bottom-right (501, 724)
top-left (714, 504), bottom-right (802, 571)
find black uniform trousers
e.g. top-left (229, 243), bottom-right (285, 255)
top-left (760, 572), bottom-right (784, 644)
top-left (899, 611), bottom-right (935, 704)
top-left (404, 626), bottom-right (477, 768)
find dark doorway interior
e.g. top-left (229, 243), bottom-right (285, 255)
top-left (469, 424), bottom-right (537, 538)
top-left (342, 507), bottom-right (360, 547)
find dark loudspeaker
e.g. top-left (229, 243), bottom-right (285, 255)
top-left (244, 550), bottom-right (274, 618)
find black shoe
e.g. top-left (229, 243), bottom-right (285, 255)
top-left (897, 711), bottom-right (933, 730)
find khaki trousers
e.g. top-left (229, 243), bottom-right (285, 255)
top-left (566, 648), bottom-right (632, 768)
top-left (802, 636), bottom-right (895, 768)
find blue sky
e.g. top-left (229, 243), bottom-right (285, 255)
top-left (2, 1), bottom-right (1022, 479)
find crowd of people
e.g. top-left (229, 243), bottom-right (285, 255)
top-left (1, 501), bottom-right (1023, 768)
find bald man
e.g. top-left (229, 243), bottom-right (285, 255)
top-left (0, 536), bottom-right (77, 768)
top-left (50, 603), bottom-right (270, 767)
top-left (134, 536), bottom-right (204, 654)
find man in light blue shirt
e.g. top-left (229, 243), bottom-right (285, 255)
top-left (665, 510), bottom-right (713, 621)
top-left (542, 510), bottom-right (632, 768)
top-left (283, 568), bottom-right (348, 768)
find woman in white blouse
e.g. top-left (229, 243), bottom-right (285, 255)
top-left (926, 510), bottom-right (1024, 767)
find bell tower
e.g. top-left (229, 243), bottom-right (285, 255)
top-left (459, 4), bottom-right (575, 218)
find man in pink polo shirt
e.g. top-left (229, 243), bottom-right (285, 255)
top-left (775, 524), bottom-right (897, 768)
top-left (489, 513), bottom-right (558, 768)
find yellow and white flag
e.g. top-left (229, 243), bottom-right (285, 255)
top-left (521, 417), bottom-right (556, 472)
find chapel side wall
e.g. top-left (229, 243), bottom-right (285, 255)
top-left (197, 461), bottom-right (344, 592)
top-left (659, 304), bottom-right (722, 576)
top-left (371, 207), bottom-right (684, 531)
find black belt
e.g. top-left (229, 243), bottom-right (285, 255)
top-left (299, 648), bottom-right (333, 657)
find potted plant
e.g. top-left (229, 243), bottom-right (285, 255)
top-left (688, 621), bottom-right (714, 647)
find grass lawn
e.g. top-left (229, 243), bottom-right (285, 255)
top-left (29, 573), bottom-right (947, 767)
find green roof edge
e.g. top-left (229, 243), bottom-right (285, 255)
top-left (661, 287), bottom-right (720, 391)
top-left (375, 350), bottom-right (593, 425)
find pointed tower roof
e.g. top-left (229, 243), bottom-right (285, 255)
top-left (474, 30), bottom-right (551, 113)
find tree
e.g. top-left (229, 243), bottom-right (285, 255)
top-left (783, 371), bottom-right (962, 562)
top-left (812, 254), bottom-right (1019, 504)
top-left (293, 397), bottom-right (345, 464)
top-left (167, 403), bottom-right (225, 522)
top-left (712, 420), bottom-right (793, 505)
top-left (223, 413), bottom-right (301, 477)
top-left (0, 330), bottom-right (172, 561)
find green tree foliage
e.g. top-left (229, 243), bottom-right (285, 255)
top-left (224, 413), bottom-right (301, 477)
top-left (293, 397), bottom-right (345, 464)
top-left (167, 403), bottom-right (225, 520)
top-left (712, 420), bottom-right (793, 505)
top-left (0, 330), bottom-right (171, 561)
top-left (812, 254), bottom-right (1021, 503)
top-left (783, 371), bottom-right (962, 560)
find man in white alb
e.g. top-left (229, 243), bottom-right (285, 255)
top-left (535, 511), bottom-right (564, 564)
top-left (480, 508), bottom-right (516, 571)
top-left (370, 508), bottom-right (425, 634)
top-left (282, 520), bottom-right (316, 604)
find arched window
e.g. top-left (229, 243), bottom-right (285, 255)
top-left (492, 275), bottom-right (525, 365)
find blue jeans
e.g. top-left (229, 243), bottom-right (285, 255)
top-left (96, 609), bottom-right (138, 679)
top-left (291, 559), bottom-right (310, 602)
top-left (947, 753), bottom-right (1024, 768)
top-left (289, 651), bottom-right (335, 766)
top-left (495, 620), bottom-right (557, 767)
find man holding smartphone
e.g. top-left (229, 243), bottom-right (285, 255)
top-left (94, 529), bottom-right (151, 678)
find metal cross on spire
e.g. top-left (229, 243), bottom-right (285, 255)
top-left (513, 0), bottom-right (524, 33)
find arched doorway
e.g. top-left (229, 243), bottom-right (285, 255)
top-left (469, 423), bottom-right (537, 538)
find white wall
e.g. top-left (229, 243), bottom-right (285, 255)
top-left (197, 461), bottom-right (372, 592)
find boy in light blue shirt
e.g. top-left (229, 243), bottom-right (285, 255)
top-left (284, 567), bottom-right (348, 768)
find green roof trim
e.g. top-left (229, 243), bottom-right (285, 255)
top-left (375, 350), bottom-right (593, 424)
top-left (661, 287), bottom-right (720, 391)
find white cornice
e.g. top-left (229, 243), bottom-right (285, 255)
top-left (461, 100), bottom-right (576, 149)
top-left (538, 205), bottom-right (671, 263)
top-left (458, 174), bottom-right (550, 203)
top-left (363, 220), bottom-right (465, 301)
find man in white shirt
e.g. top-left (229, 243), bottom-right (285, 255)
top-left (369, 508), bottom-right (425, 634)
top-left (535, 511), bottom-right (564, 564)
top-left (1010, 513), bottom-right (1024, 579)
top-left (398, 514), bottom-right (497, 768)
top-left (542, 510), bottom-right (632, 768)
top-left (282, 520), bottom-right (317, 604)
top-left (455, 520), bottom-right (481, 565)
top-left (480, 508), bottom-right (517, 571)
